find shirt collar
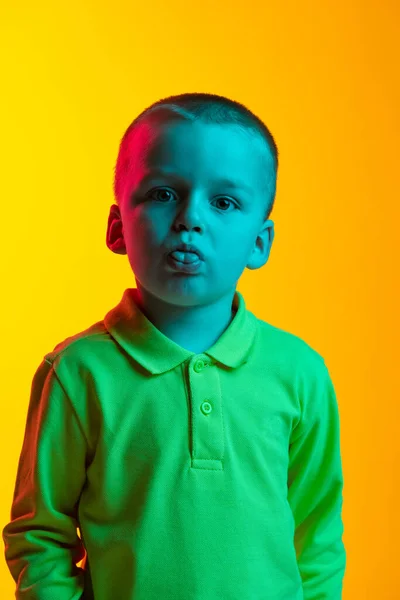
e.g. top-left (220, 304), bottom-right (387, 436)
top-left (103, 288), bottom-right (258, 375)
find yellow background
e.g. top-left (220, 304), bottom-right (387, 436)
top-left (1, 1), bottom-right (399, 598)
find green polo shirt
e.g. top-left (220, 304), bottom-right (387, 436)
top-left (3, 288), bottom-right (346, 600)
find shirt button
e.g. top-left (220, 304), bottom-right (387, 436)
top-left (194, 359), bottom-right (205, 372)
top-left (201, 401), bottom-right (212, 415)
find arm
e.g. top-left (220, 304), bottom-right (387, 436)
top-left (288, 358), bottom-right (346, 599)
top-left (2, 358), bottom-right (87, 600)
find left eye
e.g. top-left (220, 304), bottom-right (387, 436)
top-left (148, 188), bottom-right (237, 210)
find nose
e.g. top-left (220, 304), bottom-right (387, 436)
top-left (173, 194), bottom-right (205, 230)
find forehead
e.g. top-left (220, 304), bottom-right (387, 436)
top-left (125, 120), bottom-right (270, 191)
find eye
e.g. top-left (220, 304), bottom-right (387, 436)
top-left (147, 187), bottom-right (238, 211)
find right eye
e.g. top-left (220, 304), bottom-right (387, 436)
top-left (147, 188), bottom-right (175, 202)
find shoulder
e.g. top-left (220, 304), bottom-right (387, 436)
top-left (255, 317), bottom-right (326, 374)
top-left (43, 320), bottom-right (109, 365)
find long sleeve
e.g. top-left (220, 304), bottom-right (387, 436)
top-left (2, 358), bottom-right (88, 600)
top-left (288, 358), bottom-right (346, 599)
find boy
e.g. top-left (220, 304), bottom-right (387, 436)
top-left (2, 92), bottom-right (346, 599)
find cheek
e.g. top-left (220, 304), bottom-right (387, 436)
top-left (226, 238), bottom-right (256, 273)
top-left (125, 221), bottom-right (166, 270)
top-left (124, 211), bottom-right (157, 251)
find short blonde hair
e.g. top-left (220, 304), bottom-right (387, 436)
top-left (113, 92), bottom-right (279, 220)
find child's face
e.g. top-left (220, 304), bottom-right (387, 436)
top-left (107, 120), bottom-right (275, 307)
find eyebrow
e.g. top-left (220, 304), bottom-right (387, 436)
top-left (138, 169), bottom-right (253, 194)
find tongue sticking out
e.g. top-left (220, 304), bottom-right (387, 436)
top-left (170, 250), bottom-right (199, 264)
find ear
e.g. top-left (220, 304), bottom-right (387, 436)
top-left (246, 219), bottom-right (275, 271)
top-left (106, 204), bottom-right (127, 255)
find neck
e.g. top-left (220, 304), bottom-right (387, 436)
top-left (134, 284), bottom-right (237, 353)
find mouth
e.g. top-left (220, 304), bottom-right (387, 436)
top-left (167, 241), bottom-right (205, 260)
top-left (168, 249), bottom-right (201, 264)
top-left (166, 252), bottom-right (203, 273)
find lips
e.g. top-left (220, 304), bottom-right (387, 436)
top-left (169, 250), bottom-right (200, 264)
top-left (168, 244), bottom-right (204, 261)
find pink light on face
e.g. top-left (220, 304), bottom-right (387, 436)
top-left (120, 114), bottom-right (186, 203)
top-left (120, 120), bottom-right (162, 201)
